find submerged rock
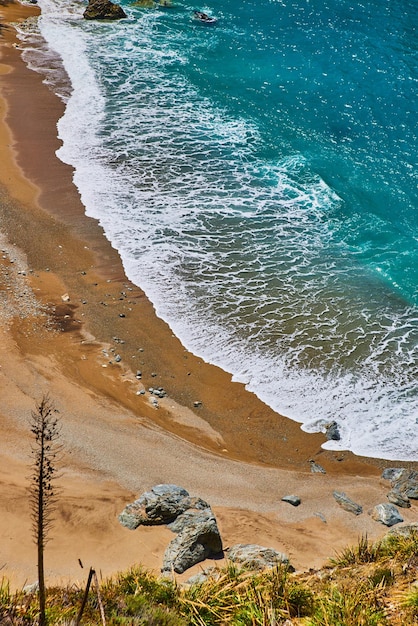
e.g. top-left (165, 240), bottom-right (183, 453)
top-left (84, 0), bottom-right (127, 20)
top-left (324, 420), bottom-right (341, 441)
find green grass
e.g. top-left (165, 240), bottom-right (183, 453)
top-left (2, 532), bottom-right (418, 624)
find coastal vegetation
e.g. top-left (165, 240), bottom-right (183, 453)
top-left (2, 532), bottom-right (418, 625)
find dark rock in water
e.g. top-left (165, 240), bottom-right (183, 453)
top-left (227, 544), bottom-right (290, 571)
top-left (333, 491), bottom-right (363, 515)
top-left (281, 495), bottom-right (301, 507)
top-left (119, 484), bottom-right (194, 529)
top-left (309, 459), bottom-right (326, 474)
top-left (162, 507), bottom-right (223, 574)
top-left (324, 420), bottom-right (341, 441)
top-left (84, 0), bottom-right (127, 20)
top-left (371, 503), bottom-right (403, 527)
top-left (387, 489), bottom-right (411, 508)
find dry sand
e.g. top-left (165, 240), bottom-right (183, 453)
top-left (0, 0), bottom-right (417, 590)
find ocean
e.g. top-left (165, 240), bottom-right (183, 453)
top-left (16, 0), bottom-right (418, 460)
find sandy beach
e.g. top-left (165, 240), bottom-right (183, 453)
top-left (0, 0), bottom-right (417, 590)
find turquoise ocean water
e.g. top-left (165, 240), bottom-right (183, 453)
top-left (17, 0), bottom-right (418, 459)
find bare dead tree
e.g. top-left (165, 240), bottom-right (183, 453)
top-left (29, 395), bottom-right (61, 626)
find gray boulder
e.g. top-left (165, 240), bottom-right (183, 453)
top-left (162, 508), bottom-right (223, 574)
top-left (227, 544), bottom-right (290, 571)
top-left (84, 0), bottom-right (127, 19)
top-left (387, 489), bottom-right (411, 508)
top-left (371, 503), bottom-right (403, 527)
top-left (333, 491), bottom-right (363, 515)
top-left (381, 468), bottom-right (407, 483)
top-left (382, 468), bottom-right (418, 500)
top-left (119, 484), bottom-right (195, 529)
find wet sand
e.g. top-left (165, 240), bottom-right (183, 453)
top-left (0, 0), bottom-right (416, 590)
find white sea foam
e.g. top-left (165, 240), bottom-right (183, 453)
top-left (28, 0), bottom-right (418, 460)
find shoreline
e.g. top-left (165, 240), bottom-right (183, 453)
top-left (0, 0), bottom-right (417, 589)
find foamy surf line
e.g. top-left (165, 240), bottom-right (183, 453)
top-left (17, 0), bottom-right (418, 462)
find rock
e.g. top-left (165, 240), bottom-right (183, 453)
top-left (382, 469), bottom-right (418, 500)
top-left (227, 544), bottom-right (290, 571)
top-left (386, 522), bottom-right (418, 539)
top-left (118, 484), bottom-right (192, 529)
top-left (309, 459), bottom-right (326, 474)
top-left (324, 420), bottom-right (341, 441)
top-left (281, 495), bottom-right (301, 507)
top-left (333, 491), bottom-right (363, 515)
top-left (387, 489), bottom-right (411, 508)
top-left (23, 582), bottom-right (39, 594)
top-left (371, 503), bottom-right (403, 527)
top-left (381, 468), bottom-right (407, 483)
top-left (167, 498), bottom-right (213, 533)
top-left (120, 485), bottom-right (224, 574)
top-left (162, 508), bottom-right (223, 574)
top-left (84, 0), bottom-right (127, 19)
top-left (185, 567), bottom-right (220, 586)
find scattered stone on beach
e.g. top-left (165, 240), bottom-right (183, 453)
top-left (387, 489), bottom-right (411, 508)
top-left (332, 491), bottom-right (363, 515)
top-left (381, 468), bottom-right (408, 483)
top-left (325, 421), bottom-right (341, 441)
top-left (382, 468), bottom-right (418, 500)
top-left (309, 459), bottom-right (326, 474)
top-left (227, 544), bottom-right (290, 571)
top-left (371, 503), bottom-right (403, 527)
top-left (281, 495), bottom-right (301, 507)
top-left (83, 0), bottom-right (127, 19)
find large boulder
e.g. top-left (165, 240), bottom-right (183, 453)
top-left (371, 503), bottom-right (403, 527)
top-left (119, 484), bottom-right (197, 529)
top-left (84, 0), bottom-right (127, 20)
top-left (119, 484), bottom-right (223, 574)
top-left (162, 508), bottom-right (223, 574)
top-left (227, 544), bottom-right (290, 571)
top-left (387, 488), bottom-right (411, 508)
top-left (381, 468), bottom-right (418, 502)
